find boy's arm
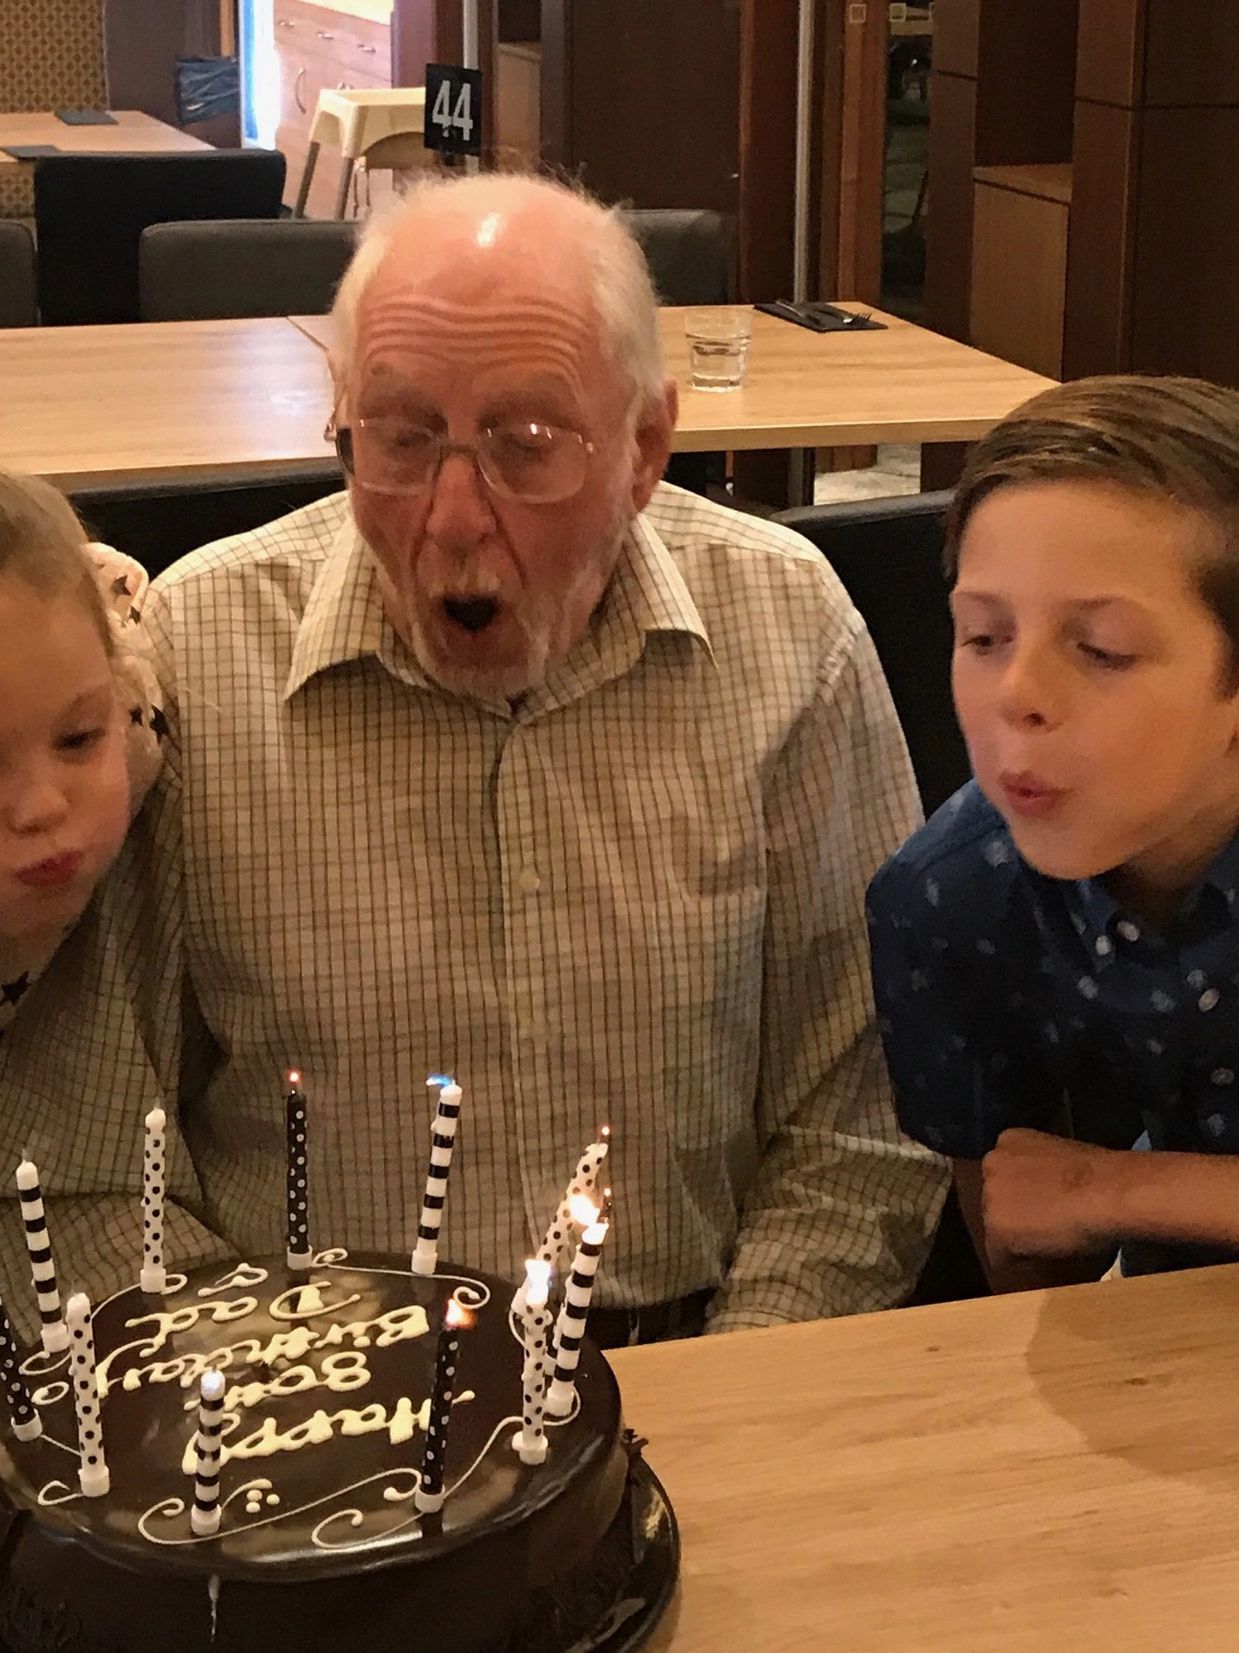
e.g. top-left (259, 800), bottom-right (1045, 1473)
top-left (979, 1127), bottom-right (1239, 1262)
top-left (954, 1152), bottom-right (1115, 1292)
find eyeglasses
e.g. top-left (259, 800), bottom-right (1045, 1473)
top-left (327, 414), bottom-right (596, 504)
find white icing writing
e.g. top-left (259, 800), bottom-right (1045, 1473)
top-left (178, 1388), bottom-right (476, 1475)
top-left (221, 1350), bottom-right (370, 1415)
top-left (97, 1296), bottom-right (258, 1399)
top-left (30, 1381), bottom-right (68, 1408)
top-left (198, 1264), bottom-right (268, 1297)
top-left (268, 1279), bottom-right (360, 1323)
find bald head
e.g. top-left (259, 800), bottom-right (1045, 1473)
top-left (330, 172), bottom-right (665, 410)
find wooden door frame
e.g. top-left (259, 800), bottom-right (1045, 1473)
top-left (817, 0), bottom-right (887, 304)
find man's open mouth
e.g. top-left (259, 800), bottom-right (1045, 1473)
top-left (441, 595), bottom-right (501, 634)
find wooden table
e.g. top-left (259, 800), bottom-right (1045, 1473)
top-left (0, 110), bottom-right (210, 165)
top-left (0, 318), bottom-right (335, 489)
top-left (0, 306), bottom-right (1050, 492)
top-left (611, 1264), bottom-right (1239, 1651)
top-left (290, 304), bottom-right (1054, 453)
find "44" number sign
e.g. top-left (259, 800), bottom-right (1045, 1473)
top-left (424, 64), bottom-right (483, 158)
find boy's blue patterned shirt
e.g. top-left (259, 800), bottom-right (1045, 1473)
top-left (867, 781), bottom-right (1239, 1275)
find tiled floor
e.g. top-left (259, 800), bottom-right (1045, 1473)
top-left (814, 444), bottom-right (921, 504)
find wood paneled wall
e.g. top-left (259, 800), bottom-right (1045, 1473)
top-left (1066, 0), bottom-right (1239, 383)
top-left (925, 0), bottom-right (1078, 344)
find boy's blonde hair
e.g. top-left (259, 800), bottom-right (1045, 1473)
top-left (944, 378), bottom-right (1239, 667)
top-left (0, 469), bottom-right (111, 656)
top-left (945, 377), bottom-right (1239, 684)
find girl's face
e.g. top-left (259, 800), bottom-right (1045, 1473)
top-left (0, 575), bottom-right (129, 948)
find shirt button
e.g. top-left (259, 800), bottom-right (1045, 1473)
top-left (1095, 935), bottom-right (1113, 956)
top-left (1212, 1068), bottom-right (1234, 1086)
top-left (1199, 988), bottom-right (1221, 1012)
top-left (1116, 920), bottom-right (1141, 943)
top-left (517, 866), bottom-right (541, 894)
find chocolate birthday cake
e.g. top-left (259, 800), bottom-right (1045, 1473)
top-left (0, 1251), bottom-right (677, 1653)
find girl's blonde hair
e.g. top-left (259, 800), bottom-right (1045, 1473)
top-left (0, 469), bottom-right (111, 655)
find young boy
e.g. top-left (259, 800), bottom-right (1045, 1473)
top-left (867, 375), bottom-right (1239, 1291)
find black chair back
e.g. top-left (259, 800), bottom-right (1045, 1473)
top-left (775, 491), bottom-right (970, 817)
top-left (0, 222), bottom-right (37, 327)
top-left (623, 208), bottom-right (734, 306)
top-left (70, 465), bottom-right (343, 580)
top-left (34, 149), bottom-right (286, 326)
top-left (140, 218), bottom-right (358, 322)
top-left (624, 209), bottom-right (734, 497)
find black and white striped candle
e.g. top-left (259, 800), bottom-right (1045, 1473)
top-left (513, 1259), bottom-right (552, 1466)
top-left (0, 1289), bottom-right (39, 1441)
top-left (410, 1080), bottom-right (462, 1277)
top-left (65, 1292), bottom-right (108, 1497)
top-left (285, 1072), bottom-right (311, 1272)
top-left (139, 1106), bottom-right (167, 1294)
top-left (415, 1297), bottom-right (470, 1515)
top-left (546, 1213), bottom-right (610, 1418)
top-left (191, 1368), bottom-right (225, 1535)
top-left (16, 1157), bottom-right (67, 1355)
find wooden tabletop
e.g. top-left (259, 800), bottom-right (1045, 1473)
top-left (1, 306), bottom-right (1052, 491)
top-left (0, 110), bottom-right (211, 165)
top-left (0, 318), bottom-right (335, 489)
top-left (611, 1264), bottom-right (1239, 1651)
top-left (290, 304), bottom-right (1054, 451)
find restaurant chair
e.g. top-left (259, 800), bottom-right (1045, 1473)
top-left (776, 491), bottom-right (988, 1306)
top-left (623, 208), bottom-right (734, 309)
top-left (624, 209), bottom-right (735, 499)
top-left (70, 464), bottom-right (344, 580)
top-left (0, 223), bottom-right (37, 327)
top-left (774, 491), bottom-right (969, 818)
top-left (34, 149), bottom-right (287, 326)
top-left (139, 219), bottom-right (358, 322)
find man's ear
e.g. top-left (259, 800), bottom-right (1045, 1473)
top-left (629, 379), bottom-right (678, 515)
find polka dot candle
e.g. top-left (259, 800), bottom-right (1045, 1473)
top-left (65, 1292), bottom-right (108, 1497)
top-left (139, 1106), bottom-right (167, 1294)
top-left (415, 1296), bottom-right (471, 1515)
top-left (0, 1289), bottom-right (39, 1441)
top-left (535, 1130), bottom-right (610, 1282)
top-left (285, 1071), bottom-right (311, 1272)
top-left (513, 1259), bottom-right (552, 1466)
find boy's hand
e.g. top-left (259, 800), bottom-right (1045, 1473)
top-left (981, 1128), bottom-right (1128, 1263)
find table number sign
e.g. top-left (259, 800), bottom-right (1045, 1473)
top-left (424, 64), bottom-right (483, 158)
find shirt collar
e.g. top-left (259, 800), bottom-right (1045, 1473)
top-left (285, 508), bottom-right (390, 700)
top-left (285, 500), bottom-right (713, 709)
top-left (1061, 827), bottom-right (1239, 946)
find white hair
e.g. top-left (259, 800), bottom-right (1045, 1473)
top-left (330, 171), bottom-right (665, 409)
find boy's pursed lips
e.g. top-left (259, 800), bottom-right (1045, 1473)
top-left (998, 770), bottom-right (1067, 819)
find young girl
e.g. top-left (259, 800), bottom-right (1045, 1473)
top-left (0, 469), bottom-right (160, 1038)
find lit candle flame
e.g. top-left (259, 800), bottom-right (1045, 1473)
top-left (568, 1193), bottom-right (600, 1228)
top-left (286, 1069), bottom-right (302, 1088)
top-left (523, 1257), bottom-right (553, 1307)
top-left (599, 1124), bottom-right (611, 1142)
top-left (445, 1297), bottom-right (472, 1331)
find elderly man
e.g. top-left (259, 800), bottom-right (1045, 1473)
top-left (0, 173), bottom-right (945, 1339)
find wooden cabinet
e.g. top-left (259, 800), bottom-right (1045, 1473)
top-left (272, 0), bottom-right (394, 218)
top-left (970, 164), bottom-right (1071, 379)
